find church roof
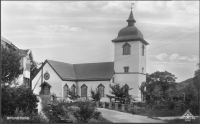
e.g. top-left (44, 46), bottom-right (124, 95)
top-left (112, 10), bottom-right (149, 45)
top-left (47, 60), bottom-right (77, 80)
top-left (34, 59), bottom-right (114, 81)
top-left (74, 62), bottom-right (114, 80)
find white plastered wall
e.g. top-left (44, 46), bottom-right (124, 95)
top-left (77, 80), bottom-right (112, 102)
top-left (114, 41), bottom-right (140, 72)
top-left (114, 40), bottom-right (146, 101)
top-left (32, 63), bottom-right (63, 97)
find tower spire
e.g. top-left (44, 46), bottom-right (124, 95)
top-left (127, 3), bottom-right (136, 26)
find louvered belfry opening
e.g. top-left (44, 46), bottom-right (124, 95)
top-left (123, 43), bottom-right (131, 55)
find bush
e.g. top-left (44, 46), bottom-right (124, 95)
top-left (72, 100), bottom-right (101, 123)
top-left (91, 90), bottom-right (102, 102)
top-left (1, 85), bottom-right (39, 116)
top-left (40, 95), bottom-right (73, 123)
top-left (130, 107), bottom-right (146, 115)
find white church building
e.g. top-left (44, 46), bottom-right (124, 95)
top-left (31, 9), bottom-right (149, 102)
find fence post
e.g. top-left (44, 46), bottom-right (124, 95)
top-left (121, 104), bottom-right (125, 111)
top-left (109, 102), bottom-right (112, 109)
top-left (103, 102), bottom-right (105, 108)
top-left (115, 103), bottom-right (118, 110)
top-left (96, 101), bottom-right (99, 108)
top-left (128, 105), bottom-right (132, 112)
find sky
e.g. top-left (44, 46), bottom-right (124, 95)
top-left (1, 1), bottom-right (199, 82)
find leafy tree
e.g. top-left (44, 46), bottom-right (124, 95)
top-left (68, 90), bottom-right (80, 101)
top-left (1, 47), bottom-right (23, 85)
top-left (145, 71), bottom-right (177, 100)
top-left (193, 63), bottom-right (200, 93)
top-left (91, 89), bottom-right (102, 102)
top-left (1, 84), bottom-right (39, 116)
top-left (30, 60), bottom-right (39, 80)
top-left (109, 83), bottom-right (133, 104)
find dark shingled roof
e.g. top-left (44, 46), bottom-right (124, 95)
top-left (45, 60), bottom-right (114, 81)
top-left (74, 62), bottom-right (114, 80)
top-left (112, 10), bottom-right (149, 45)
top-left (48, 60), bottom-right (77, 80)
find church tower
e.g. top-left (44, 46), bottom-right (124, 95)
top-left (112, 8), bottom-right (149, 101)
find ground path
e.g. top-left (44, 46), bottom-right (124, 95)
top-left (97, 108), bottom-right (166, 123)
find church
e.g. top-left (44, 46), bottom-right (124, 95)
top-left (31, 9), bottom-right (149, 102)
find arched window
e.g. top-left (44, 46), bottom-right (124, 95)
top-left (40, 81), bottom-right (51, 95)
top-left (124, 84), bottom-right (129, 95)
top-left (142, 45), bottom-right (145, 56)
top-left (98, 84), bottom-right (105, 97)
top-left (142, 67), bottom-right (144, 73)
top-left (71, 84), bottom-right (76, 94)
top-left (81, 84), bottom-right (88, 97)
top-left (63, 84), bottom-right (69, 98)
top-left (123, 43), bottom-right (131, 55)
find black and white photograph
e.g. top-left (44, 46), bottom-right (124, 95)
top-left (1, 1), bottom-right (199, 123)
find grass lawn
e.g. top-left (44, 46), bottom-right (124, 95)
top-left (88, 115), bottom-right (112, 123)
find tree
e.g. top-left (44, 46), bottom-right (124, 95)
top-left (146, 71), bottom-right (177, 100)
top-left (193, 63), bottom-right (200, 93)
top-left (193, 63), bottom-right (200, 105)
top-left (30, 60), bottom-right (39, 80)
top-left (2, 84), bottom-right (39, 116)
top-left (1, 47), bottom-right (23, 85)
top-left (91, 89), bottom-right (102, 102)
top-left (109, 83), bottom-right (133, 104)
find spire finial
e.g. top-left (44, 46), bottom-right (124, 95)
top-left (127, 3), bottom-right (136, 26)
top-left (131, 3), bottom-right (134, 10)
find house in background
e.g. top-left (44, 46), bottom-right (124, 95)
top-left (1, 36), bottom-right (33, 87)
top-left (31, 8), bottom-right (149, 102)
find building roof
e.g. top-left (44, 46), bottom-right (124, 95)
top-left (19, 49), bottom-right (29, 57)
top-left (112, 10), bottom-right (149, 45)
top-left (32, 59), bottom-right (114, 81)
top-left (1, 36), bottom-right (19, 50)
top-left (48, 60), bottom-right (77, 80)
top-left (74, 62), bottom-right (114, 80)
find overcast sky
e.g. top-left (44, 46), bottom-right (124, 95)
top-left (1, 1), bottom-right (199, 82)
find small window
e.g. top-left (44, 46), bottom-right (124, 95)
top-left (98, 84), bottom-right (105, 97)
top-left (81, 84), bottom-right (88, 97)
top-left (124, 67), bottom-right (129, 73)
top-left (63, 84), bottom-right (69, 98)
top-left (123, 43), bottom-right (131, 55)
top-left (142, 45), bottom-right (145, 56)
top-left (142, 67), bottom-right (144, 73)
